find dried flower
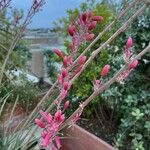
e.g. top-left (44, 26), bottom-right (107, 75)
top-left (100, 65), bottom-right (110, 77)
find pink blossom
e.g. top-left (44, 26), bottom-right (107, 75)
top-left (126, 37), bottom-right (133, 49)
top-left (88, 21), bottom-right (97, 30)
top-left (78, 55), bottom-right (86, 65)
top-left (63, 81), bottom-right (69, 91)
top-left (54, 136), bottom-right (61, 149)
top-left (81, 12), bottom-right (87, 22)
top-left (57, 74), bottom-right (63, 85)
top-left (64, 101), bottom-right (70, 110)
top-left (63, 56), bottom-right (68, 67)
top-left (74, 66), bottom-right (83, 75)
top-left (86, 33), bottom-right (94, 41)
top-left (60, 89), bottom-right (67, 99)
top-left (100, 65), bottom-right (110, 77)
top-left (128, 59), bottom-right (138, 69)
top-left (53, 48), bottom-right (63, 58)
top-left (35, 118), bottom-right (45, 128)
top-left (61, 68), bottom-right (67, 78)
top-left (92, 16), bottom-right (103, 22)
top-left (68, 26), bottom-right (75, 36)
top-left (41, 134), bottom-right (50, 147)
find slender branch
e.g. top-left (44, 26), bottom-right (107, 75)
top-left (62, 43), bottom-right (150, 128)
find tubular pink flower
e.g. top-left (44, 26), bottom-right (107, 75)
top-left (88, 21), bottom-right (97, 30)
top-left (64, 101), bottom-right (70, 110)
top-left (92, 16), bottom-right (103, 22)
top-left (60, 89), bottom-right (67, 99)
top-left (74, 66), bottom-right (83, 75)
top-left (61, 68), bottom-right (67, 78)
top-left (63, 56), bottom-right (68, 67)
top-left (68, 26), bottom-right (75, 36)
top-left (41, 134), bottom-right (50, 147)
top-left (53, 48), bottom-right (63, 58)
top-left (128, 59), bottom-right (138, 69)
top-left (77, 55), bottom-right (87, 65)
top-left (57, 74), bottom-right (63, 85)
top-left (100, 65), bottom-right (110, 77)
top-left (126, 37), bottom-right (133, 49)
top-left (81, 12), bottom-right (87, 22)
top-left (63, 81), bottom-right (69, 91)
top-left (35, 118), bottom-right (45, 128)
top-left (54, 136), bottom-right (61, 149)
top-left (86, 33), bottom-right (94, 41)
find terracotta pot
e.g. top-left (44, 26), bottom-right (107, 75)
top-left (61, 124), bottom-right (115, 150)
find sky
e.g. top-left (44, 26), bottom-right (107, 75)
top-left (11, 0), bottom-right (84, 29)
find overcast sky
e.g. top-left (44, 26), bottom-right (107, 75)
top-left (11, 0), bottom-right (84, 29)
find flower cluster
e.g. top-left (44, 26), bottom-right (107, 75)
top-left (35, 11), bottom-right (103, 149)
top-left (117, 37), bottom-right (138, 82)
top-left (35, 110), bottom-right (65, 149)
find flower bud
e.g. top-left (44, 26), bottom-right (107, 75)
top-left (126, 37), bottom-right (133, 49)
top-left (60, 89), bottom-right (67, 99)
top-left (92, 16), bottom-right (103, 22)
top-left (54, 110), bottom-right (62, 121)
top-left (78, 55), bottom-right (86, 65)
top-left (128, 59), bottom-right (138, 69)
top-left (35, 118), bottom-right (45, 128)
top-left (88, 21), bottom-right (97, 30)
top-left (68, 26), bottom-right (75, 36)
top-left (57, 74), bottom-right (63, 85)
top-left (63, 81), bottom-right (69, 90)
top-left (100, 65), bottom-right (110, 77)
top-left (61, 68), bottom-right (67, 78)
top-left (86, 33), bottom-right (94, 41)
top-left (74, 66), bottom-right (82, 75)
top-left (81, 12), bottom-right (87, 22)
top-left (64, 101), bottom-right (70, 109)
top-left (63, 56), bottom-right (68, 67)
top-left (53, 48), bottom-right (63, 58)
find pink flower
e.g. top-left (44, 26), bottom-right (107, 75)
top-left (78, 55), bottom-right (86, 65)
top-left (61, 68), bottom-right (67, 78)
top-left (126, 37), bottom-right (133, 49)
top-left (128, 59), bottom-right (138, 69)
top-left (86, 33), bottom-right (94, 41)
top-left (57, 74), bottom-right (63, 85)
top-left (53, 48), bottom-right (63, 58)
top-left (81, 12), bottom-right (87, 22)
top-left (60, 89), bottom-right (67, 99)
top-left (88, 21), bottom-right (97, 30)
top-left (100, 65), bottom-right (110, 77)
top-left (64, 101), bottom-right (70, 110)
top-left (68, 26), bottom-right (76, 36)
top-left (63, 56), bottom-right (68, 67)
top-left (74, 66), bottom-right (82, 75)
top-left (35, 118), bottom-right (45, 128)
top-left (92, 16), bottom-right (103, 22)
top-left (41, 130), bottom-right (47, 138)
top-left (54, 136), bottom-right (61, 149)
top-left (63, 81), bottom-right (69, 91)
top-left (41, 134), bottom-right (50, 147)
